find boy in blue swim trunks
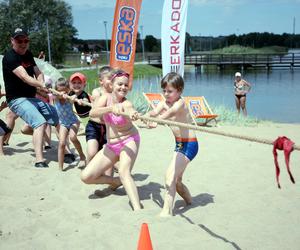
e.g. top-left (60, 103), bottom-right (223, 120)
top-left (146, 72), bottom-right (198, 217)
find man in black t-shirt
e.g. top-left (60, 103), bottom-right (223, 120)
top-left (2, 28), bottom-right (58, 168)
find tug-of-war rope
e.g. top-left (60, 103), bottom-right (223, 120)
top-left (49, 88), bottom-right (300, 150)
top-left (49, 87), bottom-right (298, 188)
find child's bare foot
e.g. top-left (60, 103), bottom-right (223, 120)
top-left (109, 177), bottom-right (122, 191)
top-left (176, 183), bottom-right (192, 205)
top-left (130, 201), bottom-right (144, 211)
top-left (159, 209), bottom-right (173, 217)
top-left (78, 159), bottom-right (86, 169)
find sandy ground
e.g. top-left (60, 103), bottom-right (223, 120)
top-left (1, 120), bottom-right (300, 250)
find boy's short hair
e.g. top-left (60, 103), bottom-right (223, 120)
top-left (55, 77), bottom-right (69, 90)
top-left (98, 66), bottom-right (113, 80)
top-left (161, 72), bottom-right (184, 92)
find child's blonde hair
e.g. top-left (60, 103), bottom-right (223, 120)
top-left (161, 72), bottom-right (184, 92)
top-left (98, 66), bottom-right (113, 81)
top-left (55, 77), bottom-right (69, 90)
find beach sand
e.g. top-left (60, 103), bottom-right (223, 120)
top-left (1, 120), bottom-right (300, 250)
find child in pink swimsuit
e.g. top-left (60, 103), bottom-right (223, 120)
top-left (81, 69), bottom-right (142, 211)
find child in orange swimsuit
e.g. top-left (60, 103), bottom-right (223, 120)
top-left (81, 69), bottom-right (142, 211)
top-left (146, 72), bottom-right (198, 217)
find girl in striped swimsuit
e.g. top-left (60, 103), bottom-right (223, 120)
top-left (54, 78), bottom-right (86, 171)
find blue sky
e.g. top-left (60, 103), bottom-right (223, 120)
top-left (65, 0), bottom-right (300, 39)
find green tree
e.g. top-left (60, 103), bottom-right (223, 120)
top-left (185, 32), bottom-right (191, 54)
top-left (0, 0), bottom-right (77, 63)
top-left (144, 35), bottom-right (158, 52)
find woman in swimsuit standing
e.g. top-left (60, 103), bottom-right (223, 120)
top-left (234, 72), bottom-right (251, 116)
top-left (80, 69), bottom-right (142, 211)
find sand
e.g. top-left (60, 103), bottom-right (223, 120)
top-left (1, 121), bottom-right (300, 250)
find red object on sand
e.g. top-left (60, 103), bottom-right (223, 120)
top-left (273, 136), bottom-right (295, 188)
top-left (137, 223), bottom-right (153, 250)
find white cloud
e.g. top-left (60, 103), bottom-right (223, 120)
top-left (190, 0), bottom-right (242, 6)
top-left (65, 0), bottom-right (115, 9)
top-left (190, 0), bottom-right (300, 6)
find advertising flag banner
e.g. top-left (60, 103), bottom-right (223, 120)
top-left (161, 0), bottom-right (189, 77)
top-left (110, 0), bottom-right (142, 89)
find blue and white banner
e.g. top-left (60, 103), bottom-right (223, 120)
top-left (161, 0), bottom-right (188, 77)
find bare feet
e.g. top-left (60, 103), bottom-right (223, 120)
top-left (159, 209), bottom-right (173, 217)
top-left (130, 201), bottom-right (143, 211)
top-left (78, 159), bottom-right (86, 169)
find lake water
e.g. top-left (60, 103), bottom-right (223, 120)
top-left (136, 67), bottom-right (300, 124)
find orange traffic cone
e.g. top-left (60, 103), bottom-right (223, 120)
top-left (137, 223), bottom-right (153, 250)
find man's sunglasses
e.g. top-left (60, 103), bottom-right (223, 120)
top-left (15, 39), bottom-right (30, 44)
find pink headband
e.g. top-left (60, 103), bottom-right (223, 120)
top-left (111, 72), bottom-right (129, 82)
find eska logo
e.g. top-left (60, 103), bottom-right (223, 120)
top-left (115, 7), bottom-right (136, 61)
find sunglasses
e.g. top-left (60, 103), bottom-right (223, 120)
top-left (111, 72), bottom-right (129, 81)
top-left (15, 38), bottom-right (30, 44)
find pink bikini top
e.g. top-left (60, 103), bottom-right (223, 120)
top-left (102, 95), bottom-right (128, 126)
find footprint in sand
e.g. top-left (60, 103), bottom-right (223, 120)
top-left (92, 212), bottom-right (101, 219)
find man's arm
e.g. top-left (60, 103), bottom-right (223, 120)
top-left (12, 66), bottom-right (44, 88)
top-left (34, 65), bottom-right (44, 83)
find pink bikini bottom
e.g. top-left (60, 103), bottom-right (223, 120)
top-left (106, 133), bottom-right (140, 156)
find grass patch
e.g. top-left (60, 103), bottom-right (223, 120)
top-left (60, 64), bottom-right (162, 93)
top-left (212, 45), bottom-right (288, 54)
top-left (210, 105), bottom-right (271, 126)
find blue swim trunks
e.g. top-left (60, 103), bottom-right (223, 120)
top-left (85, 120), bottom-right (107, 151)
top-left (174, 137), bottom-right (199, 161)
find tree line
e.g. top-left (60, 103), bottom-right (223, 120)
top-left (76, 32), bottom-right (300, 55)
top-left (1, 0), bottom-right (299, 64)
top-left (0, 0), bottom-right (76, 63)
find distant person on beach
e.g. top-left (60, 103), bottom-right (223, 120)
top-left (53, 77), bottom-right (86, 171)
top-left (80, 52), bottom-right (85, 65)
top-left (86, 53), bottom-right (92, 66)
top-left (81, 69), bottom-right (142, 211)
top-left (234, 72), bottom-right (251, 116)
top-left (145, 72), bottom-right (198, 217)
top-left (2, 28), bottom-right (58, 167)
top-left (86, 66), bottom-right (113, 164)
